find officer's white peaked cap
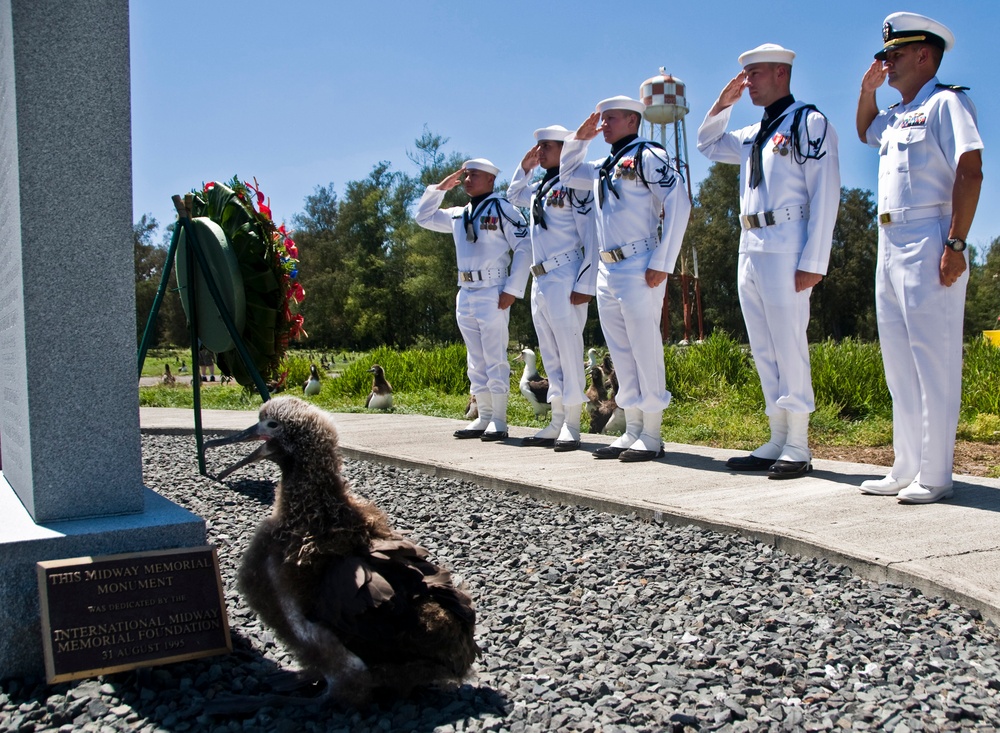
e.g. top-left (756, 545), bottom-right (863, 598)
top-left (596, 96), bottom-right (645, 115)
top-left (533, 125), bottom-right (571, 142)
top-left (876, 12), bottom-right (954, 60)
top-left (463, 159), bottom-right (500, 177)
top-left (738, 43), bottom-right (796, 67)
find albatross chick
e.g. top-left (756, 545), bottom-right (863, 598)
top-left (205, 397), bottom-right (478, 708)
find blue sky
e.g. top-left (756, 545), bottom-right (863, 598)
top-left (130, 1), bottom-right (998, 252)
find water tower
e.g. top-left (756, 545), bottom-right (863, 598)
top-left (640, 68), bottom-right (703, 343)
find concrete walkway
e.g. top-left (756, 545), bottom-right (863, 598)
top-left (141, 407), bottom-right (1000, 624)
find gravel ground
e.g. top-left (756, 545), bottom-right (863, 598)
top-left (2, 434), bottom-right (999, 733)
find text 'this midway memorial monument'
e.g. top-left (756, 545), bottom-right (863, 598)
top-left (0, 0), bottom-right (205, 677)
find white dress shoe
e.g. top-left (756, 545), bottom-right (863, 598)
top-left (859, 475), bottom-right (914, 496)
top-left (897, 482), bottom-right (954, 504)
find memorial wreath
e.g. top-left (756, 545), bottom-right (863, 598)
top-left (187, 176), bottom-right (304, 387)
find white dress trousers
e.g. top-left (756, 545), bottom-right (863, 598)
top-left (507, 168), bottom-right (597, 406)
top-left (697, 101), bottom-right (840, 417)
top-left (866, 77), bottom-right (983, 487)
top-left (560, 136), bottom-right (691, 412)
top-left (415, 186), bottom-right (531, 395)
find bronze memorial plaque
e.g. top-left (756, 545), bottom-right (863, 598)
top-left (37, 546), bottom-right (232, 683)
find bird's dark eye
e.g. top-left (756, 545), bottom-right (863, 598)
top-left (266, 421), bottom-right (279, 429)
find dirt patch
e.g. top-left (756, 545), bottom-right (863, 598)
top-left (812, 440), bottom-right (999, 479)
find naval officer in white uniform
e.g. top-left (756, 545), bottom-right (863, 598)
top-left (561, 96), bottom-right (691, 462)
top-left (507, 125), bottom-right (598, 452)
top-left (856, 12), bottom-right (983, 503)
top-left (697, 43), bottom-right (841, 479)
top-left (415, 159), bottom-right (531, 441)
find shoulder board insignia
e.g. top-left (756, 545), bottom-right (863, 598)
top-left (935, 84), bottom-right (970, 92)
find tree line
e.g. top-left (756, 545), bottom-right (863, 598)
top-left (135, 130), bottom-right (1000, 351)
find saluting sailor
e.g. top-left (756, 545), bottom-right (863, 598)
top-left (697, 43), bottom-right (840, 480)
top-left (561, 96), bottom-right (691, 462)
top-left (415, 159), bottom-right (531, 441)
top-left (507, 125), bottom-right (598, 452)
top-left (856, 13), bottom-right (983, 504)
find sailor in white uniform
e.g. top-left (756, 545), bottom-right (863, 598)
top-left (507, 125), bottom-right (598, 452)
top-left (697, 43), bottom-right (840, 480)
top-left (415, 158), bottom-right (531, 441)
top-left (561, 96), bottom-right (691, 462)
top-left (856, 12), bottom-right (983, 503)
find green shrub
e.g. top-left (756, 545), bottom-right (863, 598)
top-left (810, 338), bottom-right (891, 418)
top-left (963, 338), bottom-right (1000, 415)
top-left (663, 332), bottom-right (756, 401)
top-left (327, 344), bottom-right (470, 397)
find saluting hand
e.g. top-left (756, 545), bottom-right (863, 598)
top-left (574, 112), bottom-right (602, 141)
top-left (520, 146), bottom-right (541, 173)
top-left (709, 72), bottom-right (747, 116)
top-left (860, 61), bottom-right (887, 94)
top-left (437, 168), bottom-right (466, 191)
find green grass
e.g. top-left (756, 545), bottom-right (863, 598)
top-left (139, 337), bottom-right (999, 459)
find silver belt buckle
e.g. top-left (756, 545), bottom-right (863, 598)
top-left (460, 271), bottom-right (475, 282)
top-left (742, 213), bottom-right (761, 229)
top-left (878, 212), bottom-right (894, 225)
top-left (600, 248), bottom-right (625, 264)
top-left (530, 264), bottom-right (547, 277)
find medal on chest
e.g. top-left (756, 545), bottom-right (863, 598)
top-left (614, 157), bottom-right (638, 180)
top-left (480, 215), bottom-right (499, 231)
top-left (900, 111), bottom-right (927, 129)
top-left (545, 188), bottom-right (567, 208)
top-left (771, 132), bottom-right (791, 157)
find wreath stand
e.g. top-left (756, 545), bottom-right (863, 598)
top-left (137, 194), bottom-right (271, 475)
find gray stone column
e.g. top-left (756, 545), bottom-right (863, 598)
top-left (0, 0), bottom-right (205, 679)
top-left (2, 0), bottom-right (143, 522)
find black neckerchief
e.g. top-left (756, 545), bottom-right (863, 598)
top-left (610, 133), bottom-right (639, 156)
top-left (749, 95), bottom-right (795, 189)
top-left (532, 167), bottom-right (561, 229)
top-left (598, 134), bottom-right (642, 208)
top-left (463, 193), bottom-right (493, 242)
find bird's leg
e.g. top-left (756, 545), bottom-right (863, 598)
top-left (270, 561), bottom-right (375, 704)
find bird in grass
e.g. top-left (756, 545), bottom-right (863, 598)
top-left (601, 352), bottom-right (618, 398)
top-left (267, 370), bottom-right (288, 395)
top-left (586, 365), bottom-right (625, 435)
top-left (515, 348), bottom-right (549, 418)
top-left (161, 364), bottom-right (176, 386)
top-left (365, 364), bottom-right (393, 410)
top-left (303, 364), bottom-right (321, 396)
top-left (586, 348), bottom-right (617, 397)
top-left (464, 395), bottom-right (478, 420)
top-left (205, 397), bottom-right (478, 708)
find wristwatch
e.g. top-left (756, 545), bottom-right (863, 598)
top-left (945, 237), bottom-right (967, 252)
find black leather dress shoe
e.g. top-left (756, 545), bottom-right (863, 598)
top-left (553, 440), bottom-right (580, 452)
top-left (521, 436), bottom-right (556, 447)
top-left (767, 460), bottom-right (812, 479)
top-left (454, 429), bottom-right (485, 439)
top-left (619, 445), bottom-right (665, 462)
top-left (480, 431), bottom-right (509, 442)
top-left (593, 445), bottom-right (627, 459)
top-left (726, 454), bottom-right (776, 471)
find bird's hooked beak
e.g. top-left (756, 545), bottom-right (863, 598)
top-left (205, 422), bottom-right (282, 481)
